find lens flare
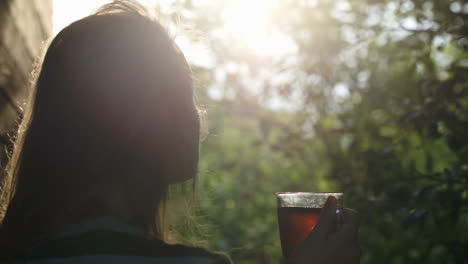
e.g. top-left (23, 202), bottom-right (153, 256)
top-left (222, 0), bottom-right (296, 57)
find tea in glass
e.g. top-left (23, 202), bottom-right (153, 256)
top-left (276, 192), bottom-right (343, 258)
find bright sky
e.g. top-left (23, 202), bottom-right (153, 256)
top-left (221, 0), bottom-right (297, 57)
top-left (52, 0), bottom-right (296, 63)
top-left (52, 0), bottom-right (299, 110)
top-left (53, 0), bottom-right (214, 67)
top-left (53, 0), bottom-right (108, 35)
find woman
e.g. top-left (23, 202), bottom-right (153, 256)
top-left (0, 1), bottom-right (360, 263)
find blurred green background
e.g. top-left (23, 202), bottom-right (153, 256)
top-left (157, 0), bottom-right (468, 263)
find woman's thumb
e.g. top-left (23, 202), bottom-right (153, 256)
top-left (313, 196), bottom-right (338, 235)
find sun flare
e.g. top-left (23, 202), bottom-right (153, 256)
top-left (222, 0), bottom-right (296, 57)
top-left (53, 0), bottom-right (296, 62)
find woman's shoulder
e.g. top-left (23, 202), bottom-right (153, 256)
top-left (23, 230), bottom-right (232, 263)
top-left (7, 217), bottom-right (232, 264)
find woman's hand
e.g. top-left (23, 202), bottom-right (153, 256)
top-left (287, 196), bottom-right (361, 264)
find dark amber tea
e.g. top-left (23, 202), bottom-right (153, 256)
top-left (276, 192), bottom-right (343, 258)
top-left (278, 207), bottom-right (321, 258)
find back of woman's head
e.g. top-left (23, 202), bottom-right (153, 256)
top-left (0, 0), bottom-right (200, 253)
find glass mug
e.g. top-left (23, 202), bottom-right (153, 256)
top-left (277, 192), bottom-right (344, 258)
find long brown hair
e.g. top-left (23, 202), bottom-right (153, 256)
top-left (0, 0), bottom-right (200, 254)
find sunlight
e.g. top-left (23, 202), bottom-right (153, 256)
top-left (53, 0), bottom-right (213, 66)
top-left (222, 0), bottom-right (296, 57)
top-left (53, 0), bottom-right (108, 35)
top-left (223, 0), bottom-right (270, 40)
top-left (53, 0), bottom-right (158, 36)
top-left (53, 0), bottom-right (296, 64)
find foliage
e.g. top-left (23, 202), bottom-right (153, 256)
top-left (160, 0), bottom-right (468, 263)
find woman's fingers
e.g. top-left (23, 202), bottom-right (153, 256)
top-left (290, 200), bottom-right (362, 264)
top-left (313, 196), bottom-right (338, 236)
